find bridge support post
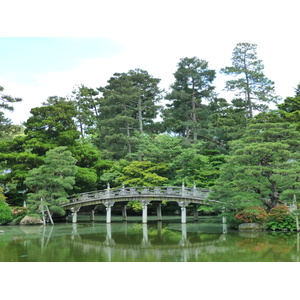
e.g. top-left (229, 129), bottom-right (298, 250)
top-left (140, 200), bottom-right (151, 223)
top-left (178, 201), bottom-right (190, 224)
top-left (157, 203), bottom-right (162, 221)
top-left (71, 207), bottom-right (81, 223)
top-left (104, 200), bottom-right (115, 223)
top-left (193, 204), bottom-right (199, 222)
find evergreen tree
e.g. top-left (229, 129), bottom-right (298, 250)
top-left (95, 69), bottom-right (162, 159)
top-left (0, 85), bottom-right (22, 139)
top-left (24, 96), bottom-right (80, 155)
top-left (163, 57), bottom-right (216, 141)
top-left (210, 122), bottom-right (300, 211)
top-left (221, 43), bottom-right (279, 118)
top-left (71, 85), bottom-right (100, 138)
top-left (25, 147), bottom-right (77, 218)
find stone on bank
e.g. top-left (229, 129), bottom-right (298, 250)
top-left (20, 216), bottom-right (44, 225)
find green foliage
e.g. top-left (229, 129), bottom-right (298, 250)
top-left (127, 201), bottom-right (143, 212)
top-left (210, 122), bottom-right (300, 210)
top-left (0, 85), bottom-right (22, 140)
top-left (95, 69), bottom-right (162, 159)
top-left (117, 161), bottom-right (169, 187)
top-left (25, 146), bottom-right (77, 216)
top-left (235, 207), bottom-right (268, 223)
top-left (24, 96), bottom-right (80, 155)
top-left (220, 42), bottom-right (279, 119)
top-left (0, 201), bottom-right (13, 224)
top-left (265, 215), bottom-right (296, 231)
top-left (163, 56), bottom-right (216, 141)
top-left (267, 205), bottom-right (290, 222)
top-left (0, 189), bottom-right (13, 224)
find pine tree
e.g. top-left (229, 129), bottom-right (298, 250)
top-left (210, 122), bottom-right (300, 211)
top-left (25, 147), bottom-right (77, 219)
top-left (221, 43), bottom-right (279, 118)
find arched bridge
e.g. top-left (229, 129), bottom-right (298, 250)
top-left (63, 185), bottom-right (210, 224)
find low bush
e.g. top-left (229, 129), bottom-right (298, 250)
top-left (267, 205), bottom-right (290, 222)
top-left (235, 207), bottom-right (268, 224)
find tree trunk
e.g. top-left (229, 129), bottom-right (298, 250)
top-left (243, 59), bottom-right (253, 119)
top-left (191, 81), bottom-right (197, 141)
top-left (138, 98), bottom-right (143, 134)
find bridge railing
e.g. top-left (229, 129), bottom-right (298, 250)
top-left (67, 186), bottom-right (209, 204)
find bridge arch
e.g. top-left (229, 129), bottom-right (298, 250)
top-left (62, 186), bottom-right (210, 224)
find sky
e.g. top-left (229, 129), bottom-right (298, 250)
top-left (1, 0), bottom-right (300, 125)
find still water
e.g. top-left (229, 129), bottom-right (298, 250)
top-left (0, 216), bottom-right (299, 262)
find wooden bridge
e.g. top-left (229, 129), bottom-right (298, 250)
top-left (62, 185), bottom-right (210, 224)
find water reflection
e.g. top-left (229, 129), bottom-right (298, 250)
top-left (1, 220), bottom-right (300, 262)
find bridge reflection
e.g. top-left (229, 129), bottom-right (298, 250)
top-left (66, 222), bottom-right (227, 262)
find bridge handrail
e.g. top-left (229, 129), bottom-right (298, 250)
top-left (67, 186), bottom-right (209, 204)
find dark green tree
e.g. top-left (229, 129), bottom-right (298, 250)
top-left (220, 43), bottom-right (279, 119)
top-left (95, 69), bottom-right (162, 159)
top-left (0, 136), bottom-right (43, 206)
top-left (24, 96), bottom-right (80, 155)
top-left (210, 122), bottom-right (300, 212)
top-left (163, 57), bottom-right (216, 141)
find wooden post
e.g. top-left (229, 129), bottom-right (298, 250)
top-left (46, 205), bottom-right (54, 225)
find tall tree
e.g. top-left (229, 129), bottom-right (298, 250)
top-left (71, 85), bottom-right (100, 138)
top-left (220, 43), bottom-right (279, 119)
top-left (95, 69), bottom-right (162, 159)
top-left (163, 57), bottom-right (216, 141)
top-left (25, 147), bottom-right (77, 218)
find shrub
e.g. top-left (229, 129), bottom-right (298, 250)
top-left (0, 201), bottom-right (13, 224)
top-left (235, 207), bottom-right (268, 223)
top-left (265, 215), bottom-right (296, 231)
top-left (267, 205), bottom-right (290, 222)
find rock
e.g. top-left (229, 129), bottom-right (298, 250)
top-left (20, 216), bottom-right (44, 225)
top-left (238, 222), bottom-right (263, 231)
top-left (0, 230), bottom-right (4, 234)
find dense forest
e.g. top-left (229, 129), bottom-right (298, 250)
top-left (1, 42), bottom-right (300, 225)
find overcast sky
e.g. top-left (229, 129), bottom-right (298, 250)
top-left (1, 0), bottom-right (300, 124)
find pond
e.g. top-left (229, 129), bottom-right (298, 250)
top-left (0, 215), bottom-right (299, 262)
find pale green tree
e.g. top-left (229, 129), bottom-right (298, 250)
top-left (25, 147), bottom-right (77, 219)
